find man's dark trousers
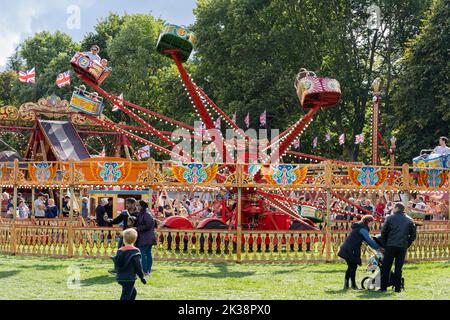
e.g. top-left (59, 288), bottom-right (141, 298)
top-left (381, 246), bottom-right (407, 291)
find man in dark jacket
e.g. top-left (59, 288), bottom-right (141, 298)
top-left (112, 228), bottom-right (146, 300)
top-left (95, 198), bottom-right (109, 226)
top-left (106, 198), bottom-right (138, 248)
top-left (380, 203), bottom-right (417, 292)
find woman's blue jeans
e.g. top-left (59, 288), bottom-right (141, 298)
top-left (138, 245), bottom-right (153, 274)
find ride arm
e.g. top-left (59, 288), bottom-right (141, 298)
top-left (359, 228), bottom-right (380, 250)
top-left (270, 106), bottom-right (320, 163)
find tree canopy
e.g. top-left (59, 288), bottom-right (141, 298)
top-left (0, 1), bottom-right (447, 164)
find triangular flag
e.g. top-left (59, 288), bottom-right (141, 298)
top-left (355, 133), bottom-right (365, 144)
top-left (112, 93), bottom-right (123, 112)
top-left (339, 133), bottom-right (345, 145)
top-left (137, 145), bottom-right (151, 160)
top-left (214, 117), bottom-right (221, 129)
top-left (259, 110), bottom-right (266, 127)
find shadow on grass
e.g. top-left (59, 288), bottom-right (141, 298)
top-left (324, 288), bottom-right (349, 295)
top-left (0, 270), bottom-right (20, 279)
top-left (175, 263), bottom-right (255, 279)
top-left (309, 269), bottom-right (344, 274)
top-left (324, 288), bottom-right (395, 299)
top-left (356, 290), bottom-right (395, 299)
top-left (81, 275), bottom-right (116, 287)
top-left (15, 264), bottom-right (67, 271)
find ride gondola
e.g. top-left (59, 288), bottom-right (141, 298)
top-left (70, 52), bottom-right (111, 85)
top-left (294, 68), bottom-right (341, 108)
top-left (69, 86), bottom-right (105, 116)
top-left (156, 24), bottom-right (197, 62)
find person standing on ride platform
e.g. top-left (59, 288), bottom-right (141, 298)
top-left (379, 203), bottom-right (417, 292)
top-left (338, 215), bottom-right (381, 290)
top-left (432, 136), bottom-right (450, 155)
top-left (84, 45), bottom-right (101, 62)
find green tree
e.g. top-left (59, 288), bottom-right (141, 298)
top-left (389, 0), bottom-right (450, 164)
top-left (80, 12), bottom-right (129, 60)
top-left (10, 31), bottom-right (80, 103)
top-left (0, 70), bottom-right (17, 105)
top-left (192, 0), bottom-right (430, 163)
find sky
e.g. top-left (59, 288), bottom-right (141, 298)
top-left (0, 0), bottom-right (197, 70)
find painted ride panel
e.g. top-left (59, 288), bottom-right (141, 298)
top-left (69, 87), bottom-right (104, 116)
top-left (156, 24), bottom-right (196, 62)
top-left (74, 157), bottom-right (148, 184)
top-left (413, 152), bottom-right (449, 170)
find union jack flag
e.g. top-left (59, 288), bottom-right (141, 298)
top-left (19, 67), bottom-right (35, 84)
top-left (55, 70), bottom-right (70, 88)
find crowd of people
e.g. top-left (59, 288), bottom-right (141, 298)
top-left (327, 194), bottom-right (448, 221)
top-left (1, 191), bottom-right (74, 219)
top-left (153, 191), bottom-right (219, 220)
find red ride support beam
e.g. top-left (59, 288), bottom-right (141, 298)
top-left (270, 106), bottom-right (320, 163)
top-left (286, 150), bottom-right (356, 165)
top-left (330, 192), bottom-right (377, 217)
top-left (257, 190), bottom-right (382, 222)
top-left (83, 114), bottom-right (189, 161)
top-left (193, 83), bottom-right (247, 139)
top-left (168, 50), bottom-right (228, 161)
top-left (121, 100), bottom-right (195, 131)
top-left (377, 131), bottom-right (392, 156)
top-left (79, 75), bottom-right (194, 162)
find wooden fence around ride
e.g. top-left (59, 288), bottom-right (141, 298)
top-left (0, 223), bottom-right (448, 263)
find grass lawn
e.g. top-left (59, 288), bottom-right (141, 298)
top-left (0, 254), bottom-right (448, 300)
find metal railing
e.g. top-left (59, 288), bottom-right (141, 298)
top-left (0, 224), bottom-right (448, 263)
